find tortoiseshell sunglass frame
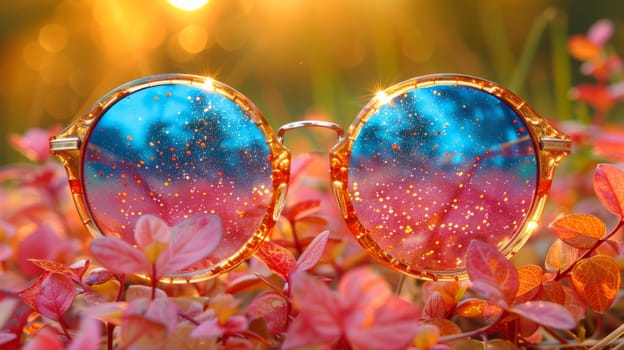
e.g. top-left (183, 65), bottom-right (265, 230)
top-left (50, 73), bottom-right (572, 283)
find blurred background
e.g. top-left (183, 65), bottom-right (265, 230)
top-left (0, 0), bottom-right (622, 163)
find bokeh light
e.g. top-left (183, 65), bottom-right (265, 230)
top-left (0, 0), bottom-right (622, 163)
top-left (168, 0), bottom-right (210, 11)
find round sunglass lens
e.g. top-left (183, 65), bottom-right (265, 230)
top-left (83, 83), bottom-right (274, 276)
top-left (348, 84), bottom-right (538, 274)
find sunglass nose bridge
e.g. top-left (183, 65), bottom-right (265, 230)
top-left (277, 120), bottom-right (345, 144)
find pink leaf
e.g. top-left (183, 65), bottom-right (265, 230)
top-left (17, 226), bottom-right (73, 278)
top-left (191, 315), bottom-right (248, 339)
top-left (34, 273), bottom-right (77, 322)
top-left (168, 298), bottom-right (204, 318)
top-left (286, 200), bottom-right (322, 220)
top-left (588, 19), bottom-right (614, 45)
top-left (83, 268), bottom-right (116, 286)
top-left (466, 240), bottom-right (518, 306)
top-left (144, 298), bottom-right (179, 334)
top-left (284, 272), bottom-right (342, 348)
top-left (594, 163), bottom-right (624, 217)
top-left (512, 301), bottom-right (577, 330)
top-left (66, 317), bottom-right (101, 350)
top-left (134, 215), bottom-right (170, 248)
top-left (156, 213), bottom-right (223, 277)
top-left (125, 285), bottom-right (167, 301)
top-left (469, 280), bottom-right (510, 309)
top-left (9, 127), bottom-right (59, 163)
top-left (254, 240), bottom-right (297, 280)
top-left (0, 332), bottom-right (16, 346)
top-left (22, 327), bottom-right (64, 350)
top-left (89, 237), bottom-right (150, 276)
top-left (82, 302), bottom-right (126, 325)
top-left (190, 318), bottom-right (224, 339)
top-left (296, 230), bottom-right (330, 272)
top-left (120, 315), bottom-right (168, 349)
top-left (338, 267), bottom-right (393, 310)
top-left (345, 296), bottom-right (422, 350)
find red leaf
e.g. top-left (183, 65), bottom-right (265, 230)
top-left (89, 237), bottom-right (150, 275)
top-left (422, 291), bottom-right (448, 319)
top-left (593, 163), bottom-right (624, 217)
top-left (28, 259), bottom-right (90, 283)
top-left (254, 241), bottom-right (297, 280)
top-left (571, 254), bottom-right (621, 312)
top-left (0, 291), bottom-right (31, 350)
top-left (246, 291), bottom-right (288, 334)
top-left (19, 273), bottom-right (77, 322)
top-left (36, 274), bottom-right (77, 322)
top-left (0, 333), bottom-right (17, 347)
top-left (466, 240), bottom-right (518, 306)
top-left (296, 230), bottom-right (330, 272)
top-left (512, 301), bottom-right (576, 330)
top-left (156, 213), bottom-right (223, 277)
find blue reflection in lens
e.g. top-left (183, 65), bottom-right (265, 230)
top-left (349, 85), bottom-right (537, 272)
top-left (83, 84), bottom-right (273, 265)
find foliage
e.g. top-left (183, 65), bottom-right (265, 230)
top-left (1, 18), bottom-right (624, 350)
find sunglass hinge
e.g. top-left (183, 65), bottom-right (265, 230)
top-left (539, 137), bottom-right (572, 153)
top-left (50, 137), bottom-right (81, 152)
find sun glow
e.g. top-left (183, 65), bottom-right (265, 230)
top-left (167, 0), bottom-right (209, 11)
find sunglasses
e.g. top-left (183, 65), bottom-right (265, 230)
top-left (50, 73), bottom-right (571, 282)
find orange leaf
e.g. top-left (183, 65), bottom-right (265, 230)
top-left (549, 214), bottom-right (605, 249)
top-left (422, 318), bottom-right (461, 336)
top-left (412, 324), bottom-right (440, 349)
top-left (571, 255), bottom-right (620, 313)
top-left (544, 239), bottom-right (583, 272)
top-left (455, 298), bottom-right (502, 320)
top-left (568, 35), bottom-right (601, 60)
top-left (515, 265), bottom-right (543, 304)
top-left (594, 163), bottom-right (624, 217)
top-left (541, 280), bottom-right (565, 305)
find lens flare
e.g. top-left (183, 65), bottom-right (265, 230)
top-left (168, 0), bottom-right (209, 11)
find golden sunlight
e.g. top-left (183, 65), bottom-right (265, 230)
top-left (167, 0), bottom-right (209, 11)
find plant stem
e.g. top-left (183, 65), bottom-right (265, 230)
top-left (151, 264), bottom-right (157, 300)
top-left (115, 275), bottom-right (125, 302)
top-left (59, 318), bottom-right (72, 341)
top-left (178, 312), bottom-right (200, 326)
top-left (107, 323), bottom-right (115, 350)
